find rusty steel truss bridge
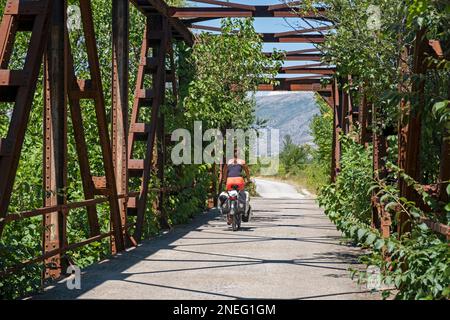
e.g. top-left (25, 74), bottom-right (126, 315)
top-left (0, 0), bottom-right (448, 282)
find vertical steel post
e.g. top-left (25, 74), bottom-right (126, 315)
top-left (79, 0), bottom-right (124, 251)
top-left (347, 76), bottom-right (354, 132)
top-left (43, 0), bottom-right (67, 279)
top-left (398, 30), bottom-right (427, 236)
top-left (330, 78), bottom-right (341, 182)
top-left (340, 80), bottom-right (348, 135)
top-left (112, 0), bottom-right (129, 243)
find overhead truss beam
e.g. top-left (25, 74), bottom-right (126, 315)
top-left (132, 0), bottom-right (194, 45)
top-left (188, 0), bottom-right (256, 11)
top-left (264, 52), bottom-right (323, 61)
top-left (189, 25), bottom-right (326, 43)
top-left (278, 66), bottom-right (335, 75)
top-left (258, 78), bottom-right (332, 92)
top-left (170, 6), bottom-right (329, 21)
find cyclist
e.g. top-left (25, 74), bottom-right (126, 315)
top-left (222, 148), bottom-right (251, 191)
top-left (220, 148), bottom-right (251, 224)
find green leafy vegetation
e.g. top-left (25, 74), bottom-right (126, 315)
top-left (319, 155), bottom-right (449, 299)
top-left (298, 0), bottom-right (450, 299)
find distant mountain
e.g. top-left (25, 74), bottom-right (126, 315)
top-left (255, 91), bottom-right (319, 146)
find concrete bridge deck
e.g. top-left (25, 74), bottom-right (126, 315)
top-left (34, 179), bottom-right (379, 300)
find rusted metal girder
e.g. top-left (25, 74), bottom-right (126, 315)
top-left (0, 0), bottom-right (52, 237)
top-left (278, 66), bottom-right (335, 75)
top-left (278, 64), bottom-right (335, 75)
top-left (320, 93), bottom-right (334, 108)
top-left (274, 25), bottom-right (332, 37)
top-left (128, 14), bottom-right (171, 241)
top-left (168, 6), bottom-right (329, 21)
top-left (189, 24), bottom-right (230, 33)
top-left (188, 0), bottom-right (256, 11)
top-left (78, 0), bottom-right (125, 251)
top-left (155, 22), bottom-right (179, 231)
top-left (127, 21), bottom-right (150, 222)
top-left (131, 0), bottom-right (194, 45)
top-left (398, 29), bottom-right (428, 236)
top-left (287, 75), bottom-right (331, 81)
top-left (112, 0), bottom-right (131, 246)
top-left (188, 24), bottom-right (329, 46)
top-left (0, 0), bottom-right (141, 279)
top-left (346, 76), bottom-right (354, 132)
top-left (66, 16), bottom-right (101, 242)
top-left (258, 78), bottom-right (331, 92)
top-left (338, 82), bottom-right (347, 136)
top-left (43, 0), bottom-right (68, 280)
top-left (261, 33), bottom-right (325, 43)
top-left (185, 6), bottom-right (332, 92)
top-left (187, 0), bottom-right (317, 12)
top-left (0, 0), bottom-right (187, 281)
top-left (189, 28), bottom-right (326, 43)
top-left (330, 78), bottom-right (341, 182)
top-left (264, 51), bottom-right (323, 61)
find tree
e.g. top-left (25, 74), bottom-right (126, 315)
top-left (279, 135), bottom-right (311, 174)
top-left (184, 18), bottom-right (283, 132)
top-left (310, 95), bottom-right (333, 170)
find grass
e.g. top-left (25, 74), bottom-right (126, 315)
top-left (256, 163), bottom-right (329, 196)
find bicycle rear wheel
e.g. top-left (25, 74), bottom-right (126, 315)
top-left (232, 214), bottom-right (238, 231)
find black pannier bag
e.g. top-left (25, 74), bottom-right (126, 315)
top-left (237, 191), bottom-right (246, 214)
top-left (219, 193), bottom-right (230, 214)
